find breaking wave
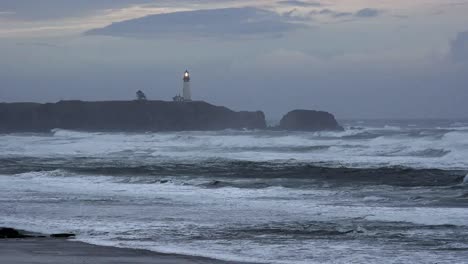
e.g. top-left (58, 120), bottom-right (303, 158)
top-left (2, 120), bottom-right (468, 188)
top-left (3, 120), bottom-right (468, 264)
top-left (2, 158), bottom-right (466, 187)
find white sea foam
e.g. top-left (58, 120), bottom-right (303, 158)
top-left (1, 171), bottom-right (467, 264)
top-left (2, 127), bottom-right (468, 170)
top-left (383, 125), bottom-right (403, 131)
top-left (2, 122), bottom-right (468, 264)
top-left (363, 196), bottom-right (388, 202)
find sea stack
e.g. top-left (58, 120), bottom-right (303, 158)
top-left (279, 109), bottom-right (343, 131)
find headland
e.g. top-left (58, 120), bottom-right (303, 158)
top-left (0, 100), bottom-right (343, 132)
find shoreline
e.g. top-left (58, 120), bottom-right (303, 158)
top-left (0, 228), bottom-right (254, 264)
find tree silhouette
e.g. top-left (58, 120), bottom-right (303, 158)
top-left (136, 90), bottom-right (147, 101)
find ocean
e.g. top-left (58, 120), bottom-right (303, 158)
top-left (1, 119), bottom-right (467, 263)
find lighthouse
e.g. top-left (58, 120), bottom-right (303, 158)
top-left (183, 70), bottom-right (191, 101)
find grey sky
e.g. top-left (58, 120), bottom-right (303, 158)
top-left (1, 0), bottom-right (468, 119)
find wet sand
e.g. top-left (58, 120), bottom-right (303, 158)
top-left (0, 238), bottom-right (248, 264)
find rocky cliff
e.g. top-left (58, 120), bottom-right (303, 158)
top-left (279, 110), bottom-right (343, 131)
top-left (0, 100), bottom-right (266, 132)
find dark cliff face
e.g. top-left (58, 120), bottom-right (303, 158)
top-left (279, 110), bottom-right (343, 131)
top-left (0, 100), bottom-right (266, 132)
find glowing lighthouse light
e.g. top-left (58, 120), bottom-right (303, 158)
top-left (183, 70), bottom-right (191, 101)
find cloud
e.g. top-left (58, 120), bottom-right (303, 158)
top-left (0, 11), bottom-right (15, 16)
top-left (334, 12), bottom-right (353, 17)
top-left (450, 30), bottom-right (468, 63)
top-left (277, 0), bottom-right (321, 7)
top-left (15, 42), bottom-right (63, 49)
top-left (355, 8), bottom-right (380, 18)
top-left (310, 8), bottom-right (380, 19)
top-left (0, 0), bottom-right (154, 20)
top-left (318, 9), bottom-right (333, 15)
top-left (318, 9), bottom-right (352, 17)
top-left (85, 7), bottom-right (307, 38)
top-left (282, 8), bottom-right (313, 21)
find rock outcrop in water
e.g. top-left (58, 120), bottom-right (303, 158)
top-left (279, 110), bottom-right (343, 131)
top-left (0, 100), bottom-right (266, 132)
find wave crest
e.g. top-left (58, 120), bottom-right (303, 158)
top-left (2, 157), bottom-right (465, 187)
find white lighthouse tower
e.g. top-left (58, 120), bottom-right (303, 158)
top-left (183, 70), bottom-right (191, 101)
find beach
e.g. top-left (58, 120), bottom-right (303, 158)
top-left (0, 237), bottom-right (243, 264)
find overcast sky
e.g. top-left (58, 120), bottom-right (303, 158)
top-left (1, 0), bottom-right (468, 119)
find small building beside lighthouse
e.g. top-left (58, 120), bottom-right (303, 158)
top-left (173, 70), bottom-right (192, 102)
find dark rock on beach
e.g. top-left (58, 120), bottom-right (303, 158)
top-left (50, 233), bottom-right (76, 238)
top-left (0, 228), bottom-right (28, 239)
top-left (0, 100), bottom-right (266, 132)
top-left (1, 227), bottom-right (75, 239)
top-left (279, 110), bottom-right (343, 131)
